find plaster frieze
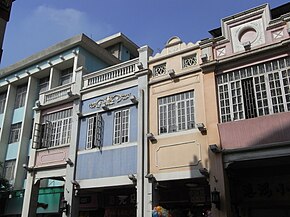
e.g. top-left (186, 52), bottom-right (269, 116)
top-left (89, 93), bottom-right (131, 109)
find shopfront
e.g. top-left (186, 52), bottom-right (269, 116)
top-left (79, 187), bottom-right (136, 217)
top-left (152, 178), bottom-right (211, 217)
top-left (226, 156), bottom-right (290, 217)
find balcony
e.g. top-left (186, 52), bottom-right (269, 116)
top-left (38, 83), bottom-right (74, 107)
top-left (218, 112), bottom-right (290, 150)
top-left (83, 58), bottom-right (139, 89)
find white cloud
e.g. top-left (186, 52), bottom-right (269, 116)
top-left (1, 5), bottom-right (112, 67)
top-left (35, 5), bottom-right (98, 35)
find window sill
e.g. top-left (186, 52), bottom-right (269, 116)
top-left (36, 143), bottom-right (70, 152)
top-left (155, 129), bottom-right (198, 139)
top-left (79, 142), bottom-right (137, 154)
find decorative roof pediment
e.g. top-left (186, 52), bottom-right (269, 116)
top-left (149, 36), bottom-right (199, 60)
top-left (221, 4), bottom-right (270, 53)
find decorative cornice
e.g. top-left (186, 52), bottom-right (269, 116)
top-left (89, 93), bottom-right (131, 109)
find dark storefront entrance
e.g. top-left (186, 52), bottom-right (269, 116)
top-left (227, 156), bottom-right (290, 217)
top-left (152, 178), bottom-right (211, 217)
top-left (79, 187), bottom-right (136, 217)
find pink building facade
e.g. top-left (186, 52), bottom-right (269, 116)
top-left (201, 3), bottom-right (290, 217)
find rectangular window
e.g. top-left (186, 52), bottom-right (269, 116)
top-left (9, 123), bottom-right (22, 143)
top-left (4, 160), bottom-right (16, 181)
top-left (113, 109), bottom-right (130, 144)
top-left (86, 113), bottom-right (104, 149)
top-left (41, 108), bottom-right (72, 147)
top-left (60, 67), bottom-right (73, 85)
top-left (15, 85), bottom-right (27, 109)
top-left (39, 77), bottom-right (49, 93)
top-left (0, 92), bottom-right (6, 114)
top-left (217, 56), bottom-right (290, 122)
top-left (158, 91), bottom-right (195, 134)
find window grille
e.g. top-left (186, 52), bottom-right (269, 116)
top-left (9, 123), bottom-right (22, 143)
top-left (86, 113), bottom-right (104, 149)
top-left (15, 85), bottom-right (27, 109)
top-left (217, 56), bottom-right (290, 123)
top-left (182, 54), bottom-right (197, 68)
top-left (113, 109), bottom-right (130, 144)
top-left (153, 63), bottom-right (166, 77)
top-left (40, 108), bottom-right (72, 147)
top-left (158, 91), bottom-right (195, 134)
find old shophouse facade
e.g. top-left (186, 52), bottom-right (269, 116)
top-left (0, 2), bottom-right (289, 217)
top-left (201, 2), bottom-right (290, 217)
top-left (147, 36), bottom-right (222, 217)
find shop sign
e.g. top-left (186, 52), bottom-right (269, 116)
top-left (237, 178), bottom-right (290, 201)
top-left (105, 193), bottom-right (136, 207)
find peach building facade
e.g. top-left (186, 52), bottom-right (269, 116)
top-left (147, 36), bottom-right (223, 216)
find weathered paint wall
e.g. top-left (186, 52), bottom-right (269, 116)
top-left (34, 146), bottom-right (69, 168)
top-left (219, 112), bottom-right (290, 149)
top-left (77, 86), bottom-right (139, 179)
top-left (149, 72), bottom-right (209, 174)
top-left (148, 39), bottom-right (215, 176)
top-left (76, 145), bottom-right (137, 179)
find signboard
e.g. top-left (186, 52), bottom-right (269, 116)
top-left (105, 193), bottom-right (136, 207)
top-left (236, 176), bottom-right (290, 203)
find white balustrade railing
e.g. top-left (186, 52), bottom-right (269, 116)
top-left (42, 84), bottom-right (72, 104)
top-left (83, 58), bottom-right (139, 88)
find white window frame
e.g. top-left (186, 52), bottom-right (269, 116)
top-left (86, 113), bottom-right (104, 149)
top-left (158, 91), bottom-right (195, 134)
top-left (9, 122), bottom-right (22, 143)
top-left (113, 108), bottom-right (130, 145)
top-left (15, 85), bottom-right (27, 109)
top-left (42, 108), bottom-right (72, 147)
top-left (217, 56), bottom-right (290, 123)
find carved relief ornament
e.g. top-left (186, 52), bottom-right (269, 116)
top-left (89, 93), bottom-right (131, 109)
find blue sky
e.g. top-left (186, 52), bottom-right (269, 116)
top-left (1, 0), bottom-right (289, 68)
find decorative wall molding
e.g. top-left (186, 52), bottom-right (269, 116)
top-left (89, 93), bottom-right (132, 109)
top-left (155, 141), bottom-right (201, 170)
